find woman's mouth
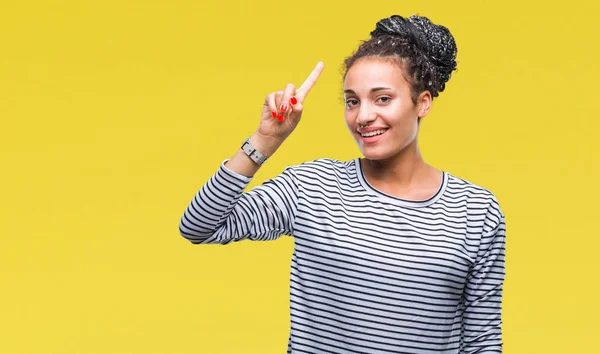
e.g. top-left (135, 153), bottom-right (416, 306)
top-left (358, 128), bottom-right (388, 143)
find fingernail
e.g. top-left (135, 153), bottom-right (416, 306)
top-left (290, 96), bottom-right (297, 105)
top-left (277, 114), bottom-right (284, 122)
top-left (271, 111), bottom-right (277, 118)
top-left (281, 104), bottom-right (287, 112)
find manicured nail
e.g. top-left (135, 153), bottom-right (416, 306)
top-left (271, 111), bottom-right (277, 118)
top-left (290, 96), bottom-right (297, 105)
top-left (280, 104), bottom-right (287, 112)
top-left (277, 114), bottom-right (284, 122)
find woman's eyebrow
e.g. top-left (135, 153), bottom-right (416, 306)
top-left (343, 87), bottom-right (392, 95)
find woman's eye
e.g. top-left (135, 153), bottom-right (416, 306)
top-left (377, 96), bottom-right (391, 104)
top-left (345, 99), bottom-right (358, 108)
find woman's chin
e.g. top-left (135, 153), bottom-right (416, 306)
top-left (360, 147), bottom-right (394, 161)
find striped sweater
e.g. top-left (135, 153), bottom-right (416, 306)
top-left (179, 158), bottom-right (506, 353)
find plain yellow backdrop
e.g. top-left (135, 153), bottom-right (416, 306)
top-left (1, 0), bottom-right (599, 353)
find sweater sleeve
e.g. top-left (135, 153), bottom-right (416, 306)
top-left (461, 198), bottom-right (506, 353)
top-left (178, 160), bottom-right (299, 244)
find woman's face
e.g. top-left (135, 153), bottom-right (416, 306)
top-left (343, 57), bottom-right (430, 161)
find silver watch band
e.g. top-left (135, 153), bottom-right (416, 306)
top-left (241, 137), bottom-right (268, 165)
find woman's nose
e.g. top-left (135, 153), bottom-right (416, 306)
top-left (356, 111), bottom-right (377, 127)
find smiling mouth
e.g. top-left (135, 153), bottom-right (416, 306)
top-left (359, 129), bottom-right (388, 138)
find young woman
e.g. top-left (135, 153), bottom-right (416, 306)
top-left (180, 14), bottom-right (506, 353)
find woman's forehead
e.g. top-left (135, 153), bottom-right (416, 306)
top-left (344, 58), bottom-right (409, 91)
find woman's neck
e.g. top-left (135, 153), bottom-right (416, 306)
top-left (360, 140), bottom-right (442, 199)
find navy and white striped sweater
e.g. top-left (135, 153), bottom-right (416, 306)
top-left (179, 158), bottom-right (506, 353)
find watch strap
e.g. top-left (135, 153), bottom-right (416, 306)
top-left (241, 137), bottom-right (268, 165)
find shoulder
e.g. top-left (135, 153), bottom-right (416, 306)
top-left (289, 157), bottom-right (355, 176)
top-left (445, 172), bottom-right (500, 203)
top-left (445, 171), bottom-right (504, 219)
top-left (444, 172), bottom-right (506, 241)
top-left (279, 158), bottom-right (357, 189)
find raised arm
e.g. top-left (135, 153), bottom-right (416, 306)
top-left (178, 62), bottom-right (324, 244)
top-left (179, 160), bottom-right (300, 244)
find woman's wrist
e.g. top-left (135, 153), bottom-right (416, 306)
top-left (223, 133), bottom-right (284, 178)
top-left (249, 132), bottom-right (284, 158)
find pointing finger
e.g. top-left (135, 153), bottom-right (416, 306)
top-left (295, 61), bottom-right (324, 102)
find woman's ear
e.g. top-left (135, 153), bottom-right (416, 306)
top-left (416, 90), bottom-right (432, 119)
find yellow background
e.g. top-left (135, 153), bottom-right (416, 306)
top-left (1, 0), bottom-right (598, 353)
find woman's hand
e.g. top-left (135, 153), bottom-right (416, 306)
top-left (254, 62), bottom-right (325, 151)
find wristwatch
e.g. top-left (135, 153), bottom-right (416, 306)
top-left (241, 137), bottom-right (268, 166)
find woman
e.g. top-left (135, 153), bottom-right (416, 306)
top-left (179, 14), bottom-right (506, 353)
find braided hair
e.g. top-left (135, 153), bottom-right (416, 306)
top-left (343, 15), bottom-right (458, 103)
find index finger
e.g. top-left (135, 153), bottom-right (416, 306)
top-left (295, 61), bottom-right (324, 102)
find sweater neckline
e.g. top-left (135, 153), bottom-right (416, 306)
top-left (353, 158), bottom-right (448, 208)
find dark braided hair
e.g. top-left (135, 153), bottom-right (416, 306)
top-left (343, 15), bottom-right (458, 103)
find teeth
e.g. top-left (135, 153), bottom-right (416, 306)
top-left (360, 129), bottom-right (387, 137)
